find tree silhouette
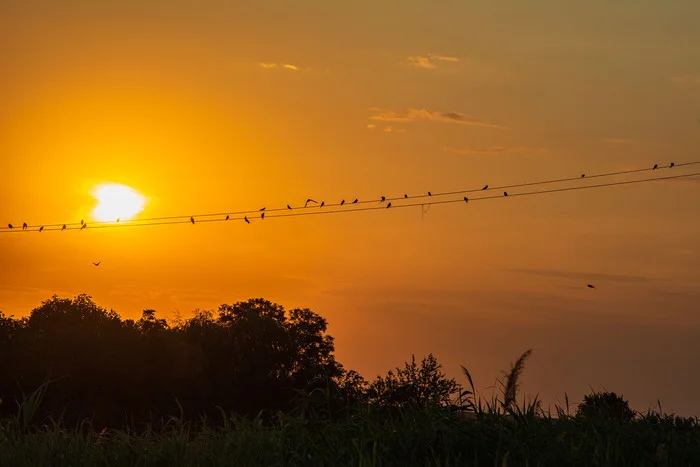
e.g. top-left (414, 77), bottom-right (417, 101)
top-left (577, 390), bottom-right (636, 423)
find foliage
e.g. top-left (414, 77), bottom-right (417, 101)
top-left (577, 390), bottom-right (637, 423)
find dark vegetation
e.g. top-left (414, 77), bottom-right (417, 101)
top-left (1, 294), bottom-right (699, 466)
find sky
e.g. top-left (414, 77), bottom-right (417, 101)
top-left (1, 0), bottom-right (700, 415)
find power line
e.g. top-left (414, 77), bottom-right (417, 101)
top-left (2, 169), bottom-right (698, 233)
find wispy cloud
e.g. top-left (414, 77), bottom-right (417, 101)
top-left (442, 145), bottom-right (548, 155)
top-left (407, 54), bottom-right (460, 69)
top-left (259, 62), bottom-right (300, 71)
top-left (671, 74), bottom-right (700, 85)
top-left (602, 138), bottom-right (634, 145)
top-left (369, 108), bottom-right (508, 129)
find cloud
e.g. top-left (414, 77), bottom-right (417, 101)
top-left (259, 62), bottom-right (300, 71)
top-left (442, 145), bottom-right (548, 155)
top-left (602, 138), bottom-right (633, 144)
top-left (407, 54), bottom-right (460, 69)
top-left (671, 74), bottom-right (700, 85)
top-left (369, 108), bottom-right (508, 129)
top-left (503, 268), bottom-right (659, 284)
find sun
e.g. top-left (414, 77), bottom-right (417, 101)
top-left (90, 183), bottom-right (147, 222)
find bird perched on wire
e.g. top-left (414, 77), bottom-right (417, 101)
top-left (428, 192), bottom-right (432, 196)
top-left (22, 223), bottom-right (27, 230)
top-left (352, 199), bottom-right (358, 204)
top-left (260, 207), bottom-right (265, 211)
top-left (386, 202), bottom-right (392, 208)
top-left (482, 185), bottom-right (488, 190)
top-left (404, 194), bottom-right (408, 198)
top-left (225, 215), bottom-right (229, 220)
top-left (581, 174), bottom-right (585, 178)
top-left (244, 216), bottom-right (250, 224)
top-left (80, 223), bottom-right (87, 230)
top-left (320, 201), bottom-right (325, 207)
top-left (587, 284), bottom-right (595, 289)
top-left (670, 162), bottom-right (675, 168)
top-left (287, 204), bottom-right (292, 210)
top-left (39, 226), bottom-right (44, 232)
top-left (190, 217), bottom-right (195, 224)
top-left (7, 224), bottom-right (13, 229)
top-left (340, 200), bottom-right (345, 206)
top-left (305, 199), bottom-right (317, 208)
top-left (464, 197), bottom-right (468, 203)
top-left (380, 196), bottom-right (386, 203)
top-left (652, 164), bottom-right (658, 170)
top-left (504, 191), bottom-right (508, 197)
top-left (261, 212), bottom-right (265, 219)
top-left (61, 224), bottom-right (66, 231)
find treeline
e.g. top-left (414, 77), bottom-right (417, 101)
top-left (0, 295), bottom-right (461, 428)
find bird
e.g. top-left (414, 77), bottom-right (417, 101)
top-left (116, 218), bottom-right (120, 223)
top-left (22, 222), bottom-right (27, 230)
top-left (404, 194), bottom-right (408, 198)
top-left (340, 200), bottom-right (345, 206)
top-left (352, 199), bottom-right (358, 204)
top-left (287, 204), bottom-right (292, 210)
top-left (61, 224), bottom-right (66, 231)
top-left (320, 201), bottom-right (325, 207)
top-left (225, 215), bottom-right (229, 220)
top-left (261, 212), bottom-right (265, 219)
top-left (244, 216), bottom-right (250, 224)
top-left (80, 219), bottom-right (84, 225)
top-left (587, 284), bottom-right (595, 289)
top-left (7, 224), bottom-right (12, 229)
top-left (581, 174), bottom-right (585, 178)
top-left (463, 197), bottom-right (468, 203)
top-left (482, 185), bottom-right (488, 190)
top-left (39, 226), bottom-right (44, 232)
top-left (190, 217), bottom-right (195, 224)
top-left (670, 162), bottom-right (675, 168)
top-left (504, 191), bottom-right (508, 197)
top-left (93, 261), bottom-right (101, 267)
top-left (80, 223), bottom-right (87, 230)
top-left (428, 192), bottom-right (432, 196)
top-left (386, 202), bottom-right (392, 208)
top-left (652, 164), bottom-right (658, 170)
top-left (305, 198), bottom-right (317, 208)
top-left (380, 196), bottom-right (386, 203)
top-left (260, 207), bottom-right (265, 211)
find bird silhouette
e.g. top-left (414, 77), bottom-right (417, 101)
top-left (305, 199), bottom-right (317, 208)
top-left (261, 212), bottom-right (265, 219)
top-left (340, 200), bottom-right (345, 206)
top-left (190, 217), bottom-right (195, 224)
top-left (287, 204), bottom-right (292, 210)
top-left (7, 224), bottom-right (13, 229)
top-left (244, 216), bottom-right (250, 224)
top-left (61, 224), bottom-right (66, 231)
top-left (652, 164), bottom-right (658, 170)
top-left (670, 162), bottom-right (675, 168)
top-left (352, 199), bottom-right (358, 204)
top-left (504, 191), bottom-right (508, 196)
top-left (225, 215), bottom-right (229, 220)
top-left (581, 174), bottom-right (585, 178)
top-left (80, 223), bottom-right (87, 230)
top-left (93, 261), bottom-right (101, 267)
top-left (428, 192), bottom-right (432, 196)
top-left (320, 201), bottom-right (325, 207)
top-left (22, 222), bottom-right (27, 230)
top-left (404, 194), bottom-right (408, 198)
top-left (482, 185), bottom-right (488, 190)
top-left (80, 219), bottom-right (84, 225)
top-left (39, 226), bottom-right (44, 232)
top-left (587, 284), bottom-right (595, 289)
top-left (386, 202), bottom-right (392, 208)
top-left (380, 196), bottom-right (386, 203)
top-left (260, 207), bottom-right (266, 211)
top-left (463, 197), bottom-right (468, 203)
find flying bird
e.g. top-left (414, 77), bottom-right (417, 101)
top-left (287, 204), bottom-right (292, 210)
top-left (482, 185), bottom-right (488, 190)
top-left (93, 261), bottom-right (101, 267)
top-left (225, 215), bottom-right (229, 220)
top-left (61, 224), bottom-right (66, 231)
top-left (244, 216), bottom-right (250, 224)
top-left (340, 200), bottom-right (345, 206)
top-left (380, 196), bottom-right (386, 203)
top-left (190, 217), bottom-right (195, 224)
top-left (22, 222), bottom-right (27, 230)
top-left (7, 224), bottom-right (12, 229)
top-left (652, 164), bottom-right (658, 170)
top-left (386, 202), bottom-right (392, 208)
top-left (463, 197), bottom-right (468, 203)
top-left (320, 201), bottom-right (325, 208)
top-left (352, 199), bottom-right (358, 204)
top-left (670, 162), bottom-right (675, 168)
top-left (305, 199), bottom-right (317, 208)
top-left (39, 226), bottom-right (44, 232)
top-left (587, 284), bottom-right (595, 289)
top-left (504, 191), bottom-right (508, 197)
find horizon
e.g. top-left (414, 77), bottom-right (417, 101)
top-left (1, 0), bottom-right (699, 418)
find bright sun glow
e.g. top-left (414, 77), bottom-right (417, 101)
top-left (91, 183), bottom-right (147, 222)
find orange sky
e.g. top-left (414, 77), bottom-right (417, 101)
top-left (1, 1), bottom-right (700, 415)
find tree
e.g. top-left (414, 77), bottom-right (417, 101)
top-left (577, 391), bottom-right (636, 423)
top-left (368, 354), bottom-right (460, 409)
